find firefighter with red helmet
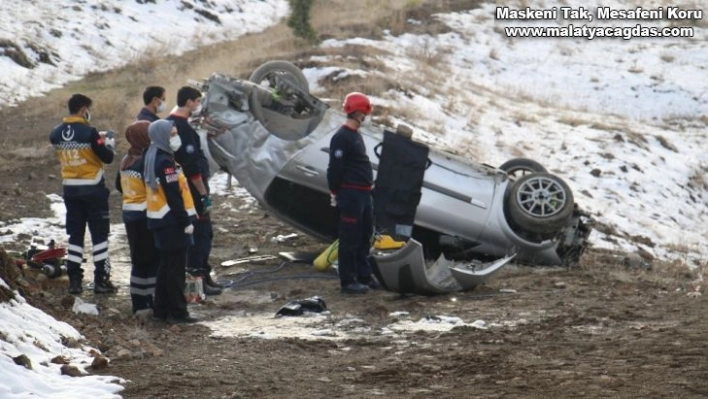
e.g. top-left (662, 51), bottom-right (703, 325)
top-left (327, 92), bottom-right (380, 294)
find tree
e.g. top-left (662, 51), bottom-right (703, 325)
top-left (287, 0), bottom-right (318, 43)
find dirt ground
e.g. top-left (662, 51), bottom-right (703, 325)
top-left (2, 168), bottom-right (708, 398)
top-left (2, 2), bottom-right (708, 397)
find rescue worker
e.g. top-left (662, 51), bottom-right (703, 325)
top-left (116, 120), bottom-right (159, 314)
top-left (144, 119), bottom-right (198, 324)
top-left (167, 86), bottom-right (223, 296)
top-left (49, 94), bottom-right (116, 294)
top-left (327, 92), bottom-right (381, 294)
top-left (136, 86), bottom-right (167, 122)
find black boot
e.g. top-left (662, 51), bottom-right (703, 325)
top-left (68, 274), bottom-right (83, 295)
top-left (94, 276), bottom-right (118, 294)
top-left (167, 313), bottom-right (199, 324)
top-left (341, 282), bottom-right (370, 294)
top-left (202, 282), bottom-right (223, 296)
top-left (204, 273), bottom-right (224, 289)
top-left (188, 268), bottom-right (222, 295)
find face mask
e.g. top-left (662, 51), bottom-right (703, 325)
top-left (84, 111), bottom-right (91, 121)
top-left (191, 103), bottom-right (202, 117)
top-left (156, 100), bottom-right (167, 114)
top-left (169, 135), bottom-right (182, 152)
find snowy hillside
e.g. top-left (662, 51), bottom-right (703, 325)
top-left (0, 0), bottom-right (288, 107)
top-left (304, 0), bottom-right (708, 264)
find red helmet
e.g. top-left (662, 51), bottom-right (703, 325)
top-left (342, 92), bottom-right (372, 115)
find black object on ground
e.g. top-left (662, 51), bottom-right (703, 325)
top-left (275, 296), bottom-right (327, 316)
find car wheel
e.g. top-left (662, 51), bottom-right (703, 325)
top-left (499, 158), bottom-right (547, 179)
top-left (249, 60), bottom-right (310, 93)
top-left (506, 172), bottom-right (574, 235)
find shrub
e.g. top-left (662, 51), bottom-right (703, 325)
top-left (288, 0), bottom-right (319, 43)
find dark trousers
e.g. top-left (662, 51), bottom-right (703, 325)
top-left (336, 188), bottom-right (374, 286)
top-left (153, 248), bottom-right (189, 319)
top-left (125, 218), bottom-right (159, 313)
top-left (64, 188), bottom-right (111, 281)
top-left (187, 217), bottom-right (213, 276)
top-left (152, 226), bottom-right (192, 319)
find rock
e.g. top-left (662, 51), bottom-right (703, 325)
top-left (50, 356), bottom-right (69, 365)
top-left (16, 277), bottom-right (31, 289)
top-left (134, 309), bottom-right (153, 325)
top-left (590, 168), bottom-right (602, 177)
top-left (116, 348), bottom-right (132, 360)
top-left (90, 355), bottom-right (109, 370)
top-left (28, 172), bottom-right (36, 181)
top-left (169, 325), bottom-right (182, 333)
top-left (35, 273), bottom-right (48, 290)
top-left (104, 307), bottom-right (122, 320)
top-left (553, 281), bottom-right (567, 289)
top-left (63, 337), bottom-right (81, 349)
top-left (13, 354), bottom-right (32, 370)
top-left (636, 247), bottom-right (655, 262)
top-left (129, 339), bottom-right (141, 347)
top-left (144, 343), bottom-right (164, 357)
top-left (47, 174), bottom-right (57, 180)
top-left (624, 253), bottom-right (652, 270)
top-left (88, 348), bottom-right (101, 357)
top-left (97, 342), bottom-right (111, 353)
top-left (60, 295), bottom-right (75, 309)
top-left (60, 365), bottom-right (82, 377)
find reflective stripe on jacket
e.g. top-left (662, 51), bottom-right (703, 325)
top-left (120, 159), bottom-right (148, 222)
top-left (49, 116), bottom-right (114, 197)
top-left (146, 150), bottom-right (197, 230)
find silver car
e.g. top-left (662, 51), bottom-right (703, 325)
top-left (195, 61), bottom-right (592, 294)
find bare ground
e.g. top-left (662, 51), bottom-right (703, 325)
top-left (2, 1), bottom-right (708, 397)
top-left (2, 181), bottom-right (707, 398)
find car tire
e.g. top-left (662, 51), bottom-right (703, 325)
top-left (506, 172), bottom-right (574, 235)
top-left (499, 158), bottom-right (547, 179)
top-left (249, 60), bottom-right (310, 93)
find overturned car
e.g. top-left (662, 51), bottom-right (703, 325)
top-left (194, 61), bottom-right (592, 295)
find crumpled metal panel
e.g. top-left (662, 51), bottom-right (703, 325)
top-left (198, 74), bottom-right (335, 203)
top-left (371, 239), bottom-right (516, 295)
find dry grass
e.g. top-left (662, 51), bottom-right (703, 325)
top-left (580, 248), bottom-right (700, 291)
top-left (557, 116), bottom-right (589, 128)
top-left (589, 122), bottom-right (623, 133)
top-left (660, 53), bottom-right (676, 63)
top-left (655, 135), bottom-right (678, 152)
top-left (627, 64), bottom-right (644, 74)
top-left (687, 165), bottom-right (708, 190)
top-left (448, 136), bottom-right (482, 160)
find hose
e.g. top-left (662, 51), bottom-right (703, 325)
top-left (225, 260), bottom-right (338, 289)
